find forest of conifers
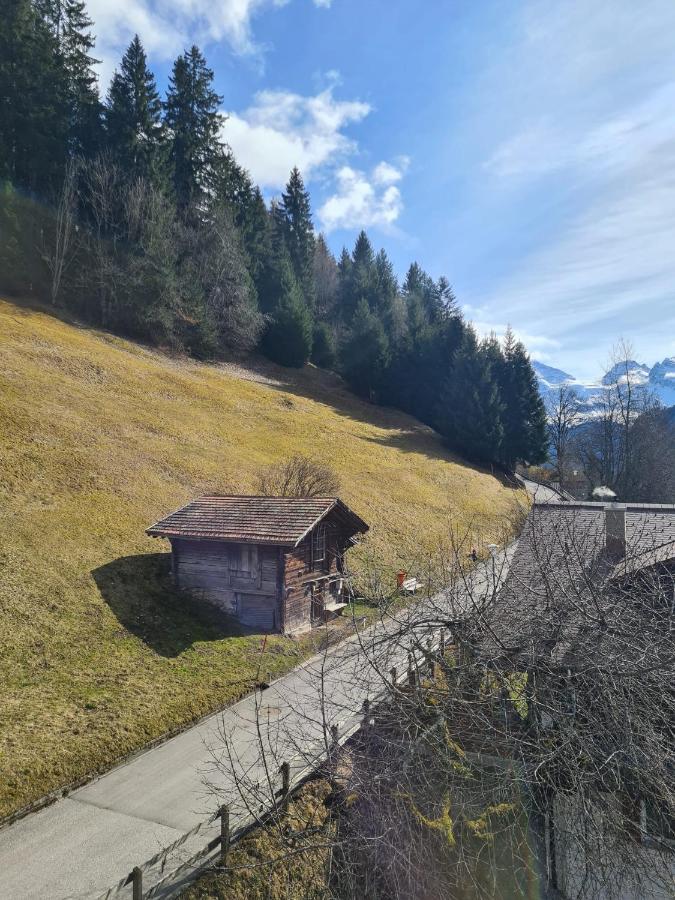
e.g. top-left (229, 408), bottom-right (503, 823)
top-left (0, 0), bottom-right (548, 468)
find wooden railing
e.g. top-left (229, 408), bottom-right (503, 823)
top-left (95, 632), bottom-right (448, 899)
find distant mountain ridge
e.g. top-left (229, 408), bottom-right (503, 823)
top-left (533, 357), bottom-right (675, 417)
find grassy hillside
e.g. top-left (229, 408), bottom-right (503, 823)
top-left (0, 297), bottom-right (524, 819)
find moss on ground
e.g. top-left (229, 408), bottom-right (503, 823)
top-left (0, 297), bottom-right (525, 818)
top-left (182, 780), bottom-right (334, 900)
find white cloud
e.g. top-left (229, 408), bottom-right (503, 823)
top-left (372, 158), bottom-right (409, 185)
top-left (89, 0), bottom-right (330, 85)
top-left (224, 88), bottom-right (409, 233)
top-left (224, 87), bottom-right (370, 188)
top-left (318, 163), bottom-right (406, 232)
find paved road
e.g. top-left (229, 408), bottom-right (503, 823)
top-left (1, 481), bottom-right (551, 899)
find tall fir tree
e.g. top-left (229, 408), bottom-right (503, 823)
top-left (342, 230), bottom-right (377, 321)
top-left (436, 326), bottom-right (504, 464)
top-left (164, 45), bottom-right (223, 217)
top-left (374, 248), bottom-right (398, 322)
top-left (0, 0), bottom-right (65, 193)
top-left (499, 327), bottom-right (548, 467)
top-left (59, 0), bottom-right (101, 159)
top-left (336, 246), bottom-right (353, 322)
top-left (279, 167), bottom-right (315, 308)
top-left (106, 35), bottom-right (164, 182)
top-left (342, 297), bottom-right (389, 399)
top-left (261, 247), bottom-right (313, 368)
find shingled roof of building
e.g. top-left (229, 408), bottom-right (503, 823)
top-left (146, 495), bottom-right (369, 546)
top-left (478, 500), bottom-right (675, 670)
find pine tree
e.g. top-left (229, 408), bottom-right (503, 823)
top-left (341, 298), bottom-right (389, 399)
top-left (436, 326), bottom-right (504, 464)
top-left (336, 246), bottom-right (353, 322)
top-left (374, 248), bottom-right (398, 320)
top-left (106, 35), bottom-right (164, 182)
top-left (499, 328), bottom-right (548, 467)
top-left (59, 0), bottom-right (101, 159)
top-left (313, 233), bottom-right (338, 321)
top-left (279, 167), bottom-right (315, 307)
top-left (337, 230), bottom-right (377, 324)
top-left (261, 251), bottom-right (313, 368)
top-left (311, 321), bottom-right (336, 369)
top-left (435, 276), bottom-right (459, 319)
top-left (0, 0), bottom-right (66, 193)
top-left (164, 45), bottom-right (223, 217)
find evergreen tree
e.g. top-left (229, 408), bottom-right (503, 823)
top-left (499, 327), bottom-right (548, 467)
top-left (106, 35), bottom-right (164, 182)
top-left (261, 252), bottom-right (313, 368)
top-left (164, 45), bottom-right (223, 217)
top-left (313, 233), bottom-right (338, 321)
top-left (342, 298), bottom-right (389, 399)
top-left (311, 321), bottom-right (336, 369)
top-left (0, 0), bottom-right (65, 193)
top-left (279, 167), bottom-right (315, 307)
top-left (403, 261), bottom-right (442, 323)
top-left (350, 230), bottom-right (377, 313)
top-left (436, 326), bottom-right (504, 464)
top-left (374, 248), bottom-right (398, 323)
top-left (336, 246), bottom-right (353, 322)
top-left (59, 0), bottom-right (101, 159)
top-left (212, 152), bottom-right (272, 307)
top-left (435, 276), bottom-right (459, 319)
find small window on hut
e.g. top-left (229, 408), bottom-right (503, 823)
top-left (312, 525), bottom-right (327, 569)
top-left (239, 545), bottom-right (253, 575)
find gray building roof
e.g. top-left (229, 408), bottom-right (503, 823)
top-left (482, 501), bottom-right (675, 670)
top-left (146, 495), bottom-right (369, 547)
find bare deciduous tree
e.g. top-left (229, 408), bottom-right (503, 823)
top-left (43, 157), bottom-right (81, 306)
top-left (257, 455), bottom-right (341, 498)
top-left (546, 383), bottom-right (581, 491)
top-left (575, 340), bottom-right (663, 500)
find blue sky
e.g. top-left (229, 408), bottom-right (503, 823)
top-left (89, 0), bottom-right (675, 380)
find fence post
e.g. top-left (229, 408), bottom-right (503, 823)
top-left (132, 866), bottom-right (143, 900)
top-left (426, 638), bottom-right (433, 675)
top-left (219, 805), bottom-right (230, 866)
top-left (390, 666), bottom-right (397, 687)
top-left (362, 697), bottom-right (370, 730)
top-left (280, 761), bottom-right (290, 812)
top-left (408, 651), bottom-right (417, 688)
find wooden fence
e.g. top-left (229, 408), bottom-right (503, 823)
top-left (94, 632), bottom-right (447, 900)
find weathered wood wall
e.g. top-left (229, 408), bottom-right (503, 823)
top-left (171, 538), bottom-right (280, 630)
top-left (281, 527), bottom-right (344, 634)
top-left (170, 515), bottom-right (353, 635)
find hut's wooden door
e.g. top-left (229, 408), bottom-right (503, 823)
top-left (237, 593), bottom-right (278, 631)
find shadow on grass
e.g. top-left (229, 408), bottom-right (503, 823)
top-left (92, 552), bottom-right (246, 657)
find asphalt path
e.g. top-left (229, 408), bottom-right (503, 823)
top-left (0, 479), bottom-right (552, 899)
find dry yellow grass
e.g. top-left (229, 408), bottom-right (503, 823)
top-left (0, 297), bottom-right (524, 819)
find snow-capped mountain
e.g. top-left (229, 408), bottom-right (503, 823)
top-left (533, 357), bottom-right (675, 418)
top-left (600, 359), bottom-right (651, 386)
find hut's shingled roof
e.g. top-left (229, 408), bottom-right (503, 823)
top-left (146, 495), bottom-right (369, 546)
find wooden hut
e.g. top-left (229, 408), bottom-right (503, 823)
top-left (147, 495), bottom-right (369, 634)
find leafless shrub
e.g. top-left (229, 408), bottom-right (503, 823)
top-left (257, 454), bottom-right (341, 498)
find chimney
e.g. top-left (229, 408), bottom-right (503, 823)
top-left (605, 503), bottom-right (627, 557)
